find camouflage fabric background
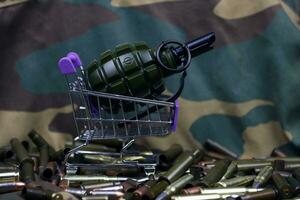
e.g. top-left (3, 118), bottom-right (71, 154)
top-left (0, 0), bottom-right (300, 158)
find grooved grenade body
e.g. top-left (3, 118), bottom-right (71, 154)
top-left (86, 32), bottom-right (216, 100)
top-left (87, 42), bottom-right (177, 99)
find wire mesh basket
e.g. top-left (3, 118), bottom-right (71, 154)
top-left (58, 52), bottom-right (179, 174)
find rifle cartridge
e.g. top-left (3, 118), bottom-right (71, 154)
top-left (201, 159), bottom-right (231, 187)
top-left (236, 188), bottom-right (277, 200)
top-left (252, 166), bottom-right (273, 188)
top-left (216, 176), bottom-right (255, 188)
top-left (156, 174), bottom-right (193, 200)
top-left (272, 172), bottom-right (294, 198)
top-left (10, 138), bottom-right (34, 183)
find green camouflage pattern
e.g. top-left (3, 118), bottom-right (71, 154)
top-left (1, 0), bottom-right (300, 158)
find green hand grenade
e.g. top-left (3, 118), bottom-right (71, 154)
top-left (86, 32), bottom-right (215, 100)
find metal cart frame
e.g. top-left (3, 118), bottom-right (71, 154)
top-left (58, 52), bottom-right (179, 175)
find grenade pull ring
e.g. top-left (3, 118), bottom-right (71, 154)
top-left (156, 32), bottom-right (215, 73)
top-left (155, 33), bottom-right (215, 101)
top-left (155, 41), bottom-right (190, 102)
top-left (156, 41), bottom-right (192, 73)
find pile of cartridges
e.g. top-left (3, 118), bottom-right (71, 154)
top-left (0, 131), bottom-right (300, 200)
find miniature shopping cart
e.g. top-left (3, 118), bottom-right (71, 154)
top-left (58, 52), bottom-right (179, 175)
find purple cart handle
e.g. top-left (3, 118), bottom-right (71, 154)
top-left (171, 99), bottom-right (179, 132)
top-left (58, 57), bottom-right (76, 75)
top-left (67, 52), bottom-right (82, 68)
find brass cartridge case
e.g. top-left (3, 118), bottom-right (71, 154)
top-left (156, 174), bottom-right (194, 200)
top-left (82, 182), bottom-right (122, 191)
top-left (272, 172), bottom-right (293, 199)
top-left (201, 159), bottom-right (231, 187)
top-left (220, 161), bottom-right (237, 180)
top-left (10, 138), bottom-right (34, 183)
top-left (28, 130), bottom-right (56, 157)
top-left (287, 176), bottom-right (300, 195)
top-left (252, 166), bottom-right (273, 188)
top-left (216, 176), bottom-right (254, 188)
top-left (62, 175), bottom-right (132, 182)
top-left (237, 188), bottom-right (277, 200)
top-left (133, 180), bottom-right (156, 200)
top-left (182, 187), bottom-right (263, 196)
top-left (0, 182), bottom-right (25, 194)
top-left (161, 149), bottom-right (204, 183)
